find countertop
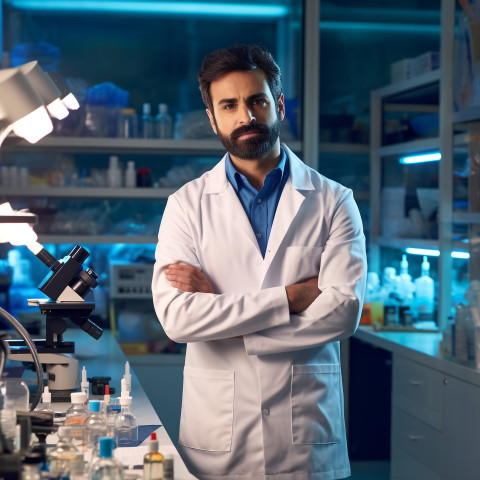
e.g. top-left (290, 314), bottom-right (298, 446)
top-left (354, 325), bottom-right (480, 387)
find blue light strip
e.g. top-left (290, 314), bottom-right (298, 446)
top-left (320, 21), bottom-right (441, 34)
top-left (405, 247), bottom-right (470, 259)
top-left (399, 152), bottom-right (441, 164)
top-left (6, 1), bottom-right (289, 17)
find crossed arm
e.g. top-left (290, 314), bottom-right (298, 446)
top-left (164, 262), bottom-right (321, 314)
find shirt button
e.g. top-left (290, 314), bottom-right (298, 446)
top-left (256, 233), bottom-right (262, 238)
top-left (262, 408), bottom-right (270, 416)
top-left (257, 198), bottom-right (262, 204)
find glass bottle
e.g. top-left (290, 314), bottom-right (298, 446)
top-left (21, 453), bottom-right (43, 480)
top-left (154, 103), bottom-right (173, 139)
top-left (113, 391), bottom-right (138, 447)
top-left (141, 102), bottom-right (154, 139)
top-left (89, 437), bottom-right (124, 480)
top-left (37, 386), bottom-right (54, 414)
top-left (84, 400), bottom-right (107, 461)
top-left (47, 425), bottom-right (84, 480)
top-left (143, 432), bottom-right (164, 480)
top-left (65, 391), bottom-right (90, 448)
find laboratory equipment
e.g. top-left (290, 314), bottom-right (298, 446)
top-left (81, 366), bottom-right (89, 399)
top-left (154, 103), bottom-right (173, 139)
top-left (89, 437), bottom-right (124, 480)
top-left (47, 425), bottom-right (85, 479)
top-left (141, 103), bottom-right (154, 139)
top-left (37, 386), bottom-right (54, 414)
top-left (65, 392), bottom-right (89, 425)
top-left (414, 256), bottom-right (435, 321)
top-left (114, 378), bottom-right (138, 447)
top-left (85, 400), bottom-right (108, 459)
top-left (143, 432), bottom-right (164, 480)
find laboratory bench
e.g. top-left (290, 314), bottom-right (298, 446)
top-left (353, 326), bottom-right (480, 479)
top-left (17, 328), bottom-right (196, 480)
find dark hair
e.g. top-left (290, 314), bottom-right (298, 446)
top-left (198, 44), bottom-right (282, 111)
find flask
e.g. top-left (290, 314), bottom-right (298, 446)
top-left (47, 425), bottom-right (85, 479)
top-left (125, 161), bottom-right (136, 188)
top-left (37, 386), bottom-right (54, 414)
top-left (84, 400), bottom-right (108, 459)
top-left (141, 103), bottom-right (154, 139)
top-left (154, 103), bottom-right (173, 139)
top-left (114, 378), bottom-right (138, 447)
top-left (107, 155), bottom-right (122, 188)
top-left (414, 256), bottom-right (435, 322)
top-left (143, 432), bottom-right (164, 480)
top-left (89, 437), bottom-right (124, 480)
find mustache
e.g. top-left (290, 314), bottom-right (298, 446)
top-left (231, 123), bottom-right (269, 140)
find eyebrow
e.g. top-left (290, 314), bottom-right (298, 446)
top-left (217, 92), bottom-right (268, 107)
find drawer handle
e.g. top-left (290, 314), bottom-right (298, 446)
top-left (408, 380), bottom-right (423, 386)
top-left (408, 434), bottom-right (423, 442)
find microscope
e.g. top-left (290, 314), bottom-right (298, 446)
top-left (7, 242), bottom-right (103, 401)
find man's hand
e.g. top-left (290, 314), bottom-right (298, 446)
top-left (286, 277), bottom-right (321, 313)
top-left (164, 263), bottom-right (215, 294)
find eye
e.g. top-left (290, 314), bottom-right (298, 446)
top-left (252, 98), bottom-right (268, 107)
top-left (223, 102), bottom-right (236, 110)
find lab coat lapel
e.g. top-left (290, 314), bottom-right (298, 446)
top-left (205, 156), bottom-right (261, 254)
top-left (263, 145), bottom-right (315, 272)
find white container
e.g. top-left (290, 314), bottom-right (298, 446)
top-left (125, 161), bottom-right (136, 188)
top-left (414, 256), bottom-right (435, 321)
top-left (107, 155), bottom-right (122, 188)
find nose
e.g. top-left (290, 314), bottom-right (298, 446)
top-left (238, 104), bottom-right (255, 125)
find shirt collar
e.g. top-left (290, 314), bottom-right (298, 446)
top-left (225, 147), bottom-right (288, 193)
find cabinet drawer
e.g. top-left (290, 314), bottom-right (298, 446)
top-left (392, 407), bottom-right (444, 476)
top-left (392, 354), bottom-right (444, 430)
top-left (391, 443), bottom-right (443, 480)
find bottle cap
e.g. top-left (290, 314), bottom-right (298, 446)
top-left (99, 436), bottom-right (115, 458)
top-left (149, 432), bottom-right (159, 452)
top-left (42, 386), bottom-right (51, 403)
top-left (71, 391), bottom-right (87, 404)
top-left (89, 400), bottom-right (101, 412)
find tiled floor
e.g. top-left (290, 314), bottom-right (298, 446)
top-left (350, 461), bottom-right (390, 479)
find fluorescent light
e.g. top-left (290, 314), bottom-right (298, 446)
top-left (405, 247), bottom-right (470, 259)
top-left (6, 1), bottom-right (289, 17)
top-left (320, 21), bottom-right (441, 34)
top-left (399, 152), bottom-right (441, 164)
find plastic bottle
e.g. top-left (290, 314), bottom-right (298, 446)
top-left (398, 255), bottom-right (414, 326)
top-left (154, 103), bottom-right (173, 139)
top-left (114, 378), bottom-right (138, 447)
top-left (414, 256), bottom-right (435, 322)
top-left (382, 267), bottom-right (399, 326)
top-left (118, 107), bottom-right (138, 138)
top-left (37, 386), bottom-right (54, 414)
top-left (47, 425), bottom-right (85, 479)
top-left (81, 366), bottom-right (90, 400)
top-left (65, 392), bottom-right (90, 424)
top-left (125, 161), bottom-right (136, 188)
top-left (107, 155), bottom-right (122, 188)
top-left (143, 432), bottom-right (164, 480)
top-left (89, 437), bottom-right (124, 480)
top-left (141, 103), bottom-right (154, 139)
top-left (85, 400), bottom-right (108, 460)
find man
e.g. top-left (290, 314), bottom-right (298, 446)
top-left (152, 44), bottom-right (367, 480)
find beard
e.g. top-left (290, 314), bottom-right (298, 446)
top-left (215, 115), bottom-right (281, 160)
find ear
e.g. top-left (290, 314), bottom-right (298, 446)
top-left (206, 109), bottom-right (217, 135)
top-left (278, 93), bottom-right (285, 121)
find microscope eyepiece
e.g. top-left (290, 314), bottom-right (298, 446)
top-left (70, 268), bottom-right (99, 297)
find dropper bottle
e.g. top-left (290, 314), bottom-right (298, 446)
top-left (113, 378), bottom-right (138, 447)
top-left (37, 386), bottom-right (54, 414)
top-left (143, 432), bottom-right (164, 480)
top-left (81, 366), bottom-right (89, 401)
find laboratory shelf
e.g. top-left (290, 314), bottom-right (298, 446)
top-left (37, 234), bottom-right (158, 245)
top-left (1, 186), bottom-right (177, 199)
top-left (373, 69), bottom-right (440, 100)
top-left (453, 212), bottom-right (480, 224)
top-left (453, 106), bottom-right (480, 124)
top-left (377, 236), bottom-right (468, 253)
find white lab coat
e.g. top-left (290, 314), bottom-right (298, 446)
top-left (152, 144), bottom-right (367, 480)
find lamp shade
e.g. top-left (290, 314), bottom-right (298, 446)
top-left (0, 68), bottom-right (53, 143)
top-left (18, 60), bottom-right (69, 120)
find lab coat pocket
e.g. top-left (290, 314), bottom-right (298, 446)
top-left (291, 364), bottom-right (342, 445)
top-left (282, 246), bottom-right (324, 284)
top-left (179, 366), bottom-right (234, 452)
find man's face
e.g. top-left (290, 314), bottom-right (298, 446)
top-left (206, 69), bottom-right (284, 160)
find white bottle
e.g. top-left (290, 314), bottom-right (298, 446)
top-left (125, 161), bottom-right (136, 188)
top-left (107, 155), bottom-right (122, 188)
top-left (114, 378), bottom-right (138, 447)
top-left (414, 256), bottom-right (435, 322)
top-left (154, 103), bottom-right (173, 139)
top-left (141, 103), bottom-right (154, 139)
top-left (398, 255), bottom-right (414, 325)
top-left (38, 386), bottom-right (54, 414)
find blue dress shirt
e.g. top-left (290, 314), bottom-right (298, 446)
top-left (225, 148), bottom-right (289, 257)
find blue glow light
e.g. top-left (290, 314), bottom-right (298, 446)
top-left (320, 21), bottom-right (441, 34)
top-left (399, 152), bottom-right (441, 164)
top-left (405, 247), bottom-right (470, 259)
top-left (6, 1), bottom-right (289, 17)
